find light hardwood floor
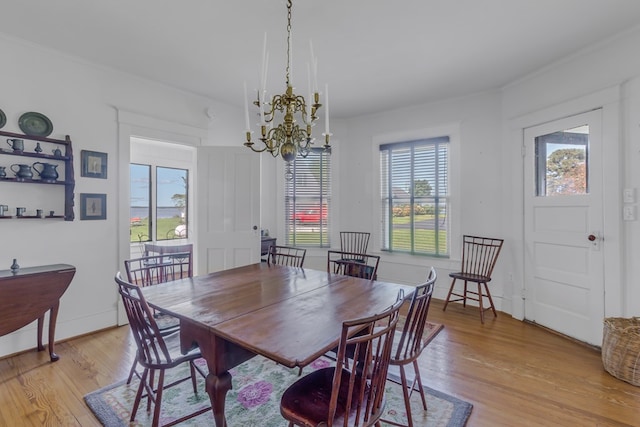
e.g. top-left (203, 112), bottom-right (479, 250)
top-left (0, 299), bottom-right (638, 426)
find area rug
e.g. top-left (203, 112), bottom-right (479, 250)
top-left (85, 325), bottom-right (472, 426)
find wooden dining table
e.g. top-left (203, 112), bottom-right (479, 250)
top-left (141, 262), bottom-right (414, 427)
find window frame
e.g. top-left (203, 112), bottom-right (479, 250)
top-left (373, 124), bottom-right (460, 261)
top-left (129, 163), bottom-right (190, 243)
top-left (380, 136), bottom-right (450, 256)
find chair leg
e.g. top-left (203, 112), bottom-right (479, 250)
top-left (483, 282), bottom-right (498, 318)
top-left (412, 359), bottom-right (427, 411)
top-left (462, 280), bottom-right (468, 307)
top-left (189, 361), bottom-right (198, 394)
top-left (152, 370), bottom-right (166, 427)
top-left (126, 359), bottom-right (138, 384)
top-left (478, 282), bottom-right (485, 323)
top-left (130, 368), bottom-right (148, 422)
top-left (147, 368), bottom-right (158, 412)
top-left (399, 364), bottom-right (414, 427)
top-left (442, 278), bottom-right (457, 311)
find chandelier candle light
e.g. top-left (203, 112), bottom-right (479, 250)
top-left (243, 0), bottom-right (331, 179)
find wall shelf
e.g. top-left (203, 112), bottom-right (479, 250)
top-left (0, 130), bottom-right (75, 221)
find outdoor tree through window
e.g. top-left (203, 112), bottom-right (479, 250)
top-left (535, 126), bottom-right (589, 196)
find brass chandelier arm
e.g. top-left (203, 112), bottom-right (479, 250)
top-left (244, 140), bottom-right (269, 153)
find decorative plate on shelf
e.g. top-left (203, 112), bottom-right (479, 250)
top-left (0, 108), bottom-right (6, 129)
top-left (18, 112), bottom-right (53, 137)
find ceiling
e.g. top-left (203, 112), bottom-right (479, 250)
top-left (3, 1), bottom-right (640, 119)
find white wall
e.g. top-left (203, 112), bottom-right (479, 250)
top-left (0, 35), bottom-right (240, 358)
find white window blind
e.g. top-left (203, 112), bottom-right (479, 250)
top-left (380, 137), bottom-right (449, 256)
top-left (285, 148), bottom-right (331, 247)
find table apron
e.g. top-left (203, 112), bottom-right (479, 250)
top-left (180, 317), bottom-right (256, 375)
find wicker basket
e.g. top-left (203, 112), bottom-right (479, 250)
top-left (602, 317), bottom-right (640, 386)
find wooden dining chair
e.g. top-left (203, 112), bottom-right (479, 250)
top-left (327, 250), bottom-right (380, 281)
top-left (123, 252), bottom-right (192, 384)
top-left (442, 235), bottom-right (504, 323)
top-left (144, 243), bottom-right (193, 277)
top-left (340, 231), bottom-right (371, 256)
top-left (125, 252), bottom-right (192, 287)
top-left (267, 245), bottom-right (307, 268)
top-left (280, 291), bottom-right (404, 427)
top-left (382, 267), bottom-right (437, 427)
top-left (115, 273), bottom-right (210, 427)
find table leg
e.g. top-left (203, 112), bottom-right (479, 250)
top-left (48, 302), bottom-right (60, 361)
top-left (37, 315), bottom-right (45, 352)
top-left (206, 371), bottom-right (232, 427)
top-left (180, 319), bottom-right (256, 427)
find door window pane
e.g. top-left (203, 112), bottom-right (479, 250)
top-left (535, 125), bottom-right (589, 196)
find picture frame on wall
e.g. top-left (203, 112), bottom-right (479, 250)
top-left (80, 193), bottom-right (106, 220)
top-left (81, 150), bottom-right (108, 179)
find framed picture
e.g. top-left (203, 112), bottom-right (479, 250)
top-left (81, 150), bottom-right (108, 179)
top-left (80, 193), bottom-right (107, 220)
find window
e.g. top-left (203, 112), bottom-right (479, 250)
top-left (535, 125), bottom-right (589, 196)
top-left (130, 164), bottom-right (189, 243)
top-left (285, 148), bottom-right (331, 247)
top-left (380, 137), bottom-right (449, 256)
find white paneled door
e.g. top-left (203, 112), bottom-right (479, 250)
top-left (523, 109), bottom-right (604, 346)
top-left (197, 147), bottom-right (261, 274)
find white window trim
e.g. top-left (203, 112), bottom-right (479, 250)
top-left (372, 122), bottom-right (461, 268)
top-left (116, 108), bottom-right (205, 325)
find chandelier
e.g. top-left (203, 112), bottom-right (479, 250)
top-left (243, 0), bottom-right (331, 179)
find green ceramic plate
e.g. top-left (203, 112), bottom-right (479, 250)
top-left (0, 108), bottom-right (6, 129)
top-left (18, 111), bottom-right (53, 137)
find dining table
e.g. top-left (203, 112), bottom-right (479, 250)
top-left (141, 262), bottom-right (414, 427)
